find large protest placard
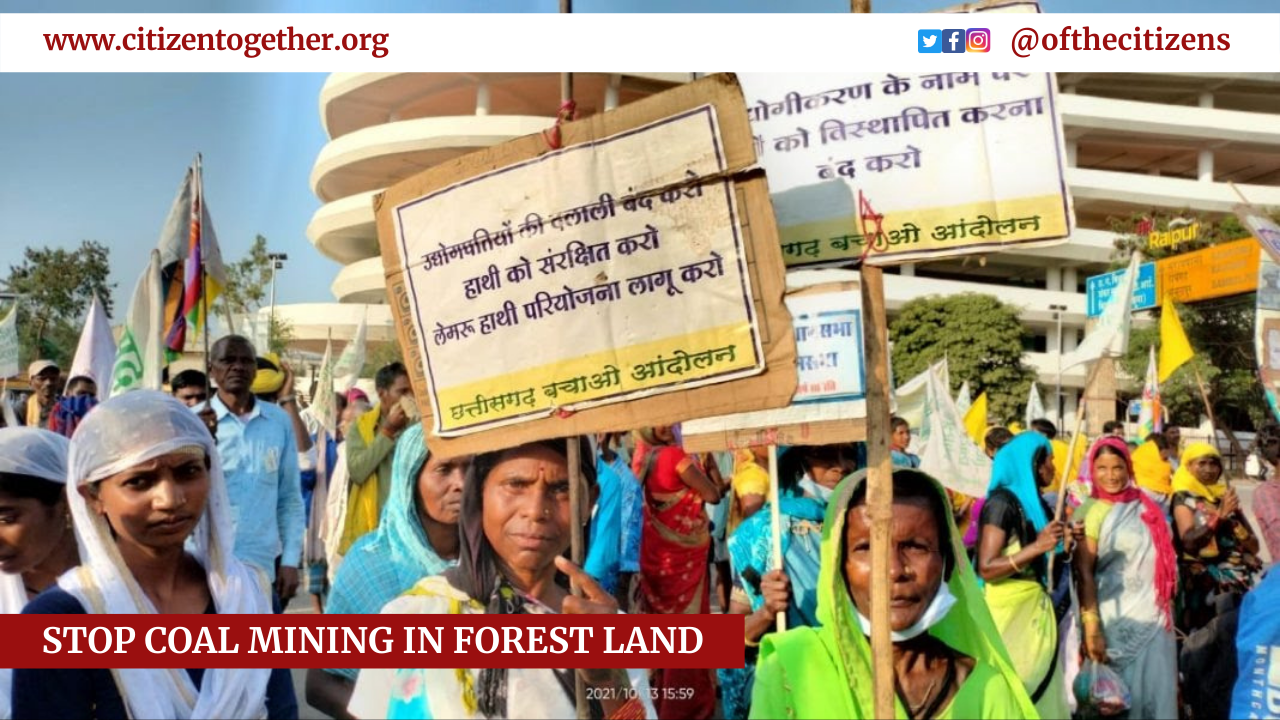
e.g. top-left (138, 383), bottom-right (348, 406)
top-left (682, 269), bottom-right (867, 453)
top-left (377, 74), bottom-right (796, 456)
top-left (737, 71), bottom-right (1071, 267)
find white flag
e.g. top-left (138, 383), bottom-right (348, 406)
top-left (0, 303), bottom-right (17, 379)
top-left (918, 365), bottom-right (992, 498)
top-left (313, 338), bottom-right (338, 435)
top-left (110, 251), bottom-right (165, 397)
top-left (955, 381), bottom-right (972, 415)
top-left (1025, 382), bottom-right (1046, 429)
top-left (1064, 252), bottom-right (1141, 370)
top-left (333, 311), bottom-right (367, 392)
top-left (69, 294), bottom-right (117, 390)
top-left (894, 359), bottom-right (949, 431)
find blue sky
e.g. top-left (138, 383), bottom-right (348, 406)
top-left (1, 0), bottom-right (1275, 316)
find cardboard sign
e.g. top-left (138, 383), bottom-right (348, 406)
top-left (737, 71), bottom-right (1071, 267)
top-left (376, 74), bottom-right (797, 456)
top-left (681, 271), bottom-right (867, 453)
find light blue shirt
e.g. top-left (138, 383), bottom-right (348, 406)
top-left (206, 394), bottom-right (304, 580)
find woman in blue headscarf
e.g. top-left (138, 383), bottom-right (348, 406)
top-left (718, 444), bottom-right (856, 719)
top-left (306, 422), bottom-right (469, 719)
top-left (975, 431), bottom-right (1072, 719)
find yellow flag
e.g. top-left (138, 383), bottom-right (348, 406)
top-left (1159, 298), bottom-right (1194, 383)
top-left (964, 392), bottom-right (989, 446)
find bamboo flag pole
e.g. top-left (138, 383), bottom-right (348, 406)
top-left (768, 444), bottom-right (786, 633)
top-left (1047, 360), bottom-right (1101, 592)
top-left (860, 265), bottom-right (896, 720)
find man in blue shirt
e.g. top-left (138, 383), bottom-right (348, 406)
top-left (206, 335), bottom-right (305, 608)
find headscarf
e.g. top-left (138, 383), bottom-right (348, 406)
top-left (1131, 440), bottom-right (1173, 497)
top-left (0, 427), bottom-right (70, 720)
top-left (251, 353), bottom-right (285, 396)
top-left (987, 431), bottom-right (1053, 534)
top-left (49, 394), bottom-right (98, 438)
top-left (442, 438), bottom-right (597, 719)
top-left (1084, 436), bottom-right (1178, 630)
top-left (751, 468), bottom-right (1037, 718)
top-left (58, 391), bottom-right (274, 720)
top-left (1172, 442), bottom-right (1226, 502)
top-left (330, 423), bottom-right (455, 615)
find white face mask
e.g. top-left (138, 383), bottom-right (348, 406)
top-left (798, 474), bottom-right (834, 502)
top-left (856, 576), bottom-right (958, 642)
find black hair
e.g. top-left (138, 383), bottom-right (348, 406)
top-left (1103, 420), bottom-right (1123, 434)
top-left (171, 369), bottom-right (208, 392)
top-left (1030, 418), bottom-right (1058, 440)
top-left (64, 376), bottom-right (95, 395)
top-left (0, 472), bottom-right (65, 506)
top-left (1259, 424), bottom-right (1280, 465)
top-left (1093, 442), bottom-right (1129, 464)
top-left (848, 468), bottom-right (955, 579)
top-left (1033, 444), bottom-right (1053, 475)
top-left (777, 444), bottom-right (854, 495)
top-left (890, 416), bottom-right (910, 432)
top-left (335, 392), bottom-right (349, 416)
top-left (1145, 433), bottom-right (1170, 451)
top-left (375, 362), bottom-right (409, 392)
top-left (984, 426), bottom-right (1014, 454)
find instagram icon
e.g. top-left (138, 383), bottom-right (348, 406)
top-left (966, 28), bottom-right (991, 52)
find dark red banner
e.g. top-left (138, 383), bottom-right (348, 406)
top-left (3, 614), bottom-right (745, 669)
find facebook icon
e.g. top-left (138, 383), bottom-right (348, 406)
top-left (941, 28), bottom-right (966, 53)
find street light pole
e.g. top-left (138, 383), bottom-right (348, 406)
top-left (1051, 304), bottom-right (1067, 428)
top-left (267, 252), bottom-right (288, 350)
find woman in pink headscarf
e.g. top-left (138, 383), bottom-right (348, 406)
top-left (1073, 437), bottom-right (1179, 719)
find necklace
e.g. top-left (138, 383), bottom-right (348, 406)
top-left (899, 654), bottom-right (956, 720)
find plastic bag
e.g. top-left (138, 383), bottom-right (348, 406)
top-left (1073, 659), bottom-right (1131, 717)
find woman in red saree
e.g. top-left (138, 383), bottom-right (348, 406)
top-left (636, 426), bottom-right (722, 720)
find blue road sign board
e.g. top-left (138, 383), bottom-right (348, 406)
top-left (1086, 262), bottom-right (1157, 318)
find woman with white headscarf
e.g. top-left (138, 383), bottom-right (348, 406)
top-left (0, 427), bottom-right (77, 720)
top-left (13, 391), bottom-right (297, 719)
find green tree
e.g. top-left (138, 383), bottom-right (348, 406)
top-left (1111, 212), bottom-right (1270, 432)
top-left (361, 340), bottom-right (403, 377)
top-left (2, 241), bottom-right (114, 368)
top-left (216, 234), bottom-right (295, 354)
top-left (890, 293), bottom-right (1035, 423)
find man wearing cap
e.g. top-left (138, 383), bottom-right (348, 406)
top-left (206, 335), bottom-right (305, 609)
top-left (18, 360), bottom-right (60, 428)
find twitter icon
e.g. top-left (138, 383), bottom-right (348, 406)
top-left (918, 29), bottom-right (941, 53)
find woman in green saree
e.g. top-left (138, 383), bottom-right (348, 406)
top-left (749, 467), bottom-right (1037, 719)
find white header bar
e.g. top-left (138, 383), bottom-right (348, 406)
top-left (1, 13), bottom-right (1277, 72)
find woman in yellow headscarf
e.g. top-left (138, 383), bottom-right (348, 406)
top-left (1131, 433), bottom-right (1173, 507)
top-left (1171, 442), bottom-right (1262, 634)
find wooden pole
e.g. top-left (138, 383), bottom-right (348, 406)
top-left (851, 0), bottom-right (872, 12)
top-left (768, 444), bottom-right (786, 633)
top-left (1193, 367), bottom-right (1241, 483)
top-left (566, 436), bottom-right (588, 719)
top-left (860, 265), bottom-right (895, 720)
top-left (196, 154), bottom-right (212, 400)
top-left (1047, 360), bottom-right (1101, 592)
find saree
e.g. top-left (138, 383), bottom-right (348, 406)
top-left (1172, 442), bottom-right (1261, 634)
top-left (347, 439), bottom-right (656, 720)
top-left (750, 468), bottom-right (1037, 719)
top-left (980, 432), bottom-right (1069, 719)
top-left (338, 407), bottom-right (384, 555)
top-left (637, 439), bottom-right (716, 720)
top-left (719, 485), bottom-right (827, 719)
top-left (326, 423), bottom-right (456, 680)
